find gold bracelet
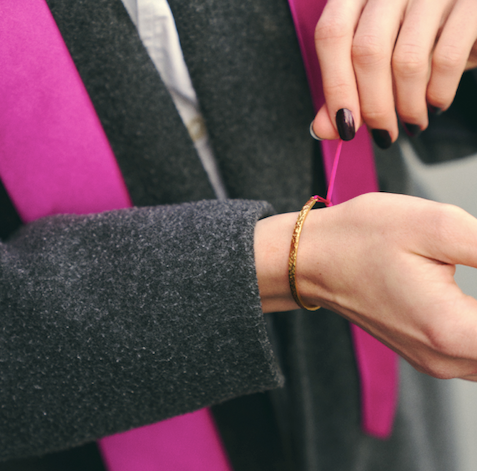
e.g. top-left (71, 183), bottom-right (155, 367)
top-left (288, 196), bottom-right (321, 311)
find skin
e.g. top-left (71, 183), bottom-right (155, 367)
top-left (255, 1), bottom-right (477, 382)
top-left (311, 0), bottom-right (477, 142)
top-left (254, 193), bottom-right (477, 381)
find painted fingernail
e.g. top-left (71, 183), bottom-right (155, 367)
top-left (371, 129), bottom-right (392, 149)
top-left (336, 108), bottom-right (355, 141)
top-left (402, 122), bottom-right (421, 137)
top-left (309, 121), bottom-right (323, 141)
top-left (428, 105), bottom-right (443, 116)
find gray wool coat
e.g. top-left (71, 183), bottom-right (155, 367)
top-left (1, 1), bottom-right (456, 470)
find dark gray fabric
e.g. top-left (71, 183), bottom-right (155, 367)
top-left (168, 0), bottom-right (315, 214)
top-left (45, 0), bottom-right (216, 206)
top-left (267, 312), bottom-right (458, 471)
top-left (0, 178), bottom-right (22, 240)
top-left (407, 71), bottom-right (477, 165)
top-left (0, 0), bottom-right (459, 469)
top-left (0, 200), bottom-right (281, 460)
top-left (267, 309), bottom-right (361, 470)
top-left (2, 442), bottom-right (105, 471)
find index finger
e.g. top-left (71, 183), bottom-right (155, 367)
top-left (314, 0), bottom-right (366, 140)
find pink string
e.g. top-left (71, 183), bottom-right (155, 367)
top-left (312, 139), bottom-right (344, 207)
top-left (325, 139), bottom-right (343, 206)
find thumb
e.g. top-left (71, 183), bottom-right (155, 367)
top-left (420, 204), bottom-right (477, 269)
top-left (312, 104), bottom-right (363, 141)
top-left (312, 105), bottom-right (339, 140)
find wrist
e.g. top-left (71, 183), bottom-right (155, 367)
top-left (254, 212), bottom-right (298, 313)
top-left (254, 207), bottom-right (328, 313)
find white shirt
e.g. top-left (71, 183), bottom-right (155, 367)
top-left (121, 0), bottom-right (227, 199)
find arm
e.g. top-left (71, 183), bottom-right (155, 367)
top-left (255, 192), bottom-right (477, 380)
top-left (311, 0), bottom-right (477, 146)
top-left (0, 200), bottom-right (281, 461)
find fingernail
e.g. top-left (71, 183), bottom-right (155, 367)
top-left (336, 108), bottom-right (355, 141)
top-left (402, 122), bottom-right (421, 137)
top-left (371, 129), bottom-right (392, 149)
top-left (428, 105), bottom-right (443, 116)
top-left (309, 121), bottom-right (323, 141)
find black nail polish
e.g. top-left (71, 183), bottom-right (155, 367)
top-left (402, 122), bottom-right (421, 137)
top-left (371, 129), bottom-right (392, 149)
top-left (336, 108), bottom-right (355, 141)
top-left (428, 105), bottom-right (443, 116)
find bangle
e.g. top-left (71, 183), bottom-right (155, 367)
top-left (288, 196), bottom-right (321, 311)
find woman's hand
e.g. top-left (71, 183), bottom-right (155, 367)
top-left (311, 0), bottom-right (477, 148)
top-left (255, 193), bottom-right (477, 380)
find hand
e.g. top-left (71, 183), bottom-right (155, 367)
top-left (311, 0), bottom-right (477, 148)
top-left (255, 193), bottom-right (477, 380)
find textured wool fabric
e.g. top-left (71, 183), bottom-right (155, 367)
top-left (0, 0), bottom-right (458, 470)
top-left (0, 1), bottom-right (132, 224)
top-left (45, 0), bottom-right (315, 214)
top-left (0, 200), bottom-right (281, 460)
top-left (45, 0), bottom-right (216, 207)
top-left (2, 4), bottom-right (232, 468)
top-left (167, 0), bottom-right (315, 214)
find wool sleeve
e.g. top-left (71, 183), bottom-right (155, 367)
top-left (0, 199), bottom-right (282, 461)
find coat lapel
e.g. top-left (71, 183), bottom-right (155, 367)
top-left (45, 0), bottom-right (319, 213)
top-left (45, 0), bottom-right (215, 207)
top-left (168, 0), bottom-right (316, 213)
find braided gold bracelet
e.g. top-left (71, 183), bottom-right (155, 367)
top-left (288, 196), bottom-right (321, 311)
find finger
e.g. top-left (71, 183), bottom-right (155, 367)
top-left (311, 105), bottom-right (339, 140)
top-left (314, 0), bottom-right (366, 140)
top-left (467, 49), bottom-right (477, 70)
top-left (351, 0), bottom-right (407, 146)
top-left (392, 0), bottom-right (452, 133)
top-left (427, 0), bottom-right (477, 111)
top-left (403, 284), bottom-right (477, 379)
top-left (369, 284), bottom-right (477, 380)
top-left (417, 203), bottom-right (477, 269)
top-left (435, 293), bottom-right (477, 374)
top-left (460, 375), bottom-right (477, 382)
top-left (466, 40), bottom-right (477, 70)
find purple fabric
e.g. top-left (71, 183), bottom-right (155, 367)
top-left (0, 2), bottom-right (131, 221)
top-left (0, 1), bottom-right (232, 469)
top-left (99, 409), bottom-right (232, 471)
top-left (287, 0), bottom-right (398, 438)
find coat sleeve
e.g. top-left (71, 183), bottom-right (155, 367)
top-left (0, 199), bottom-right (283, 461)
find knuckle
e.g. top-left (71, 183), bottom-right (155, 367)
top-left (393, 45), bottom-right (428, 78)
top-left (360, 107), bottom-right (389, 124)
top-left (430, 204), bottom-right (466, 242)
top-left (314, 16), bottom-right (349, 45)
top-left (426, 326), bottom-right (459, 359)
top-left (413, 355), bottom-right (453, 379)
top-left (441, 202), bottom-right (467, 221)
top-left (433, 45), bottom-right (466, 74)
top-left (414, 343), bottom-right (458, 380)
top-left (322, 79), bottom-right (354, 98)
top-left (352, 35), bottom-right (389, 67)
top-left (423, 362), bottom-right (455, 380)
